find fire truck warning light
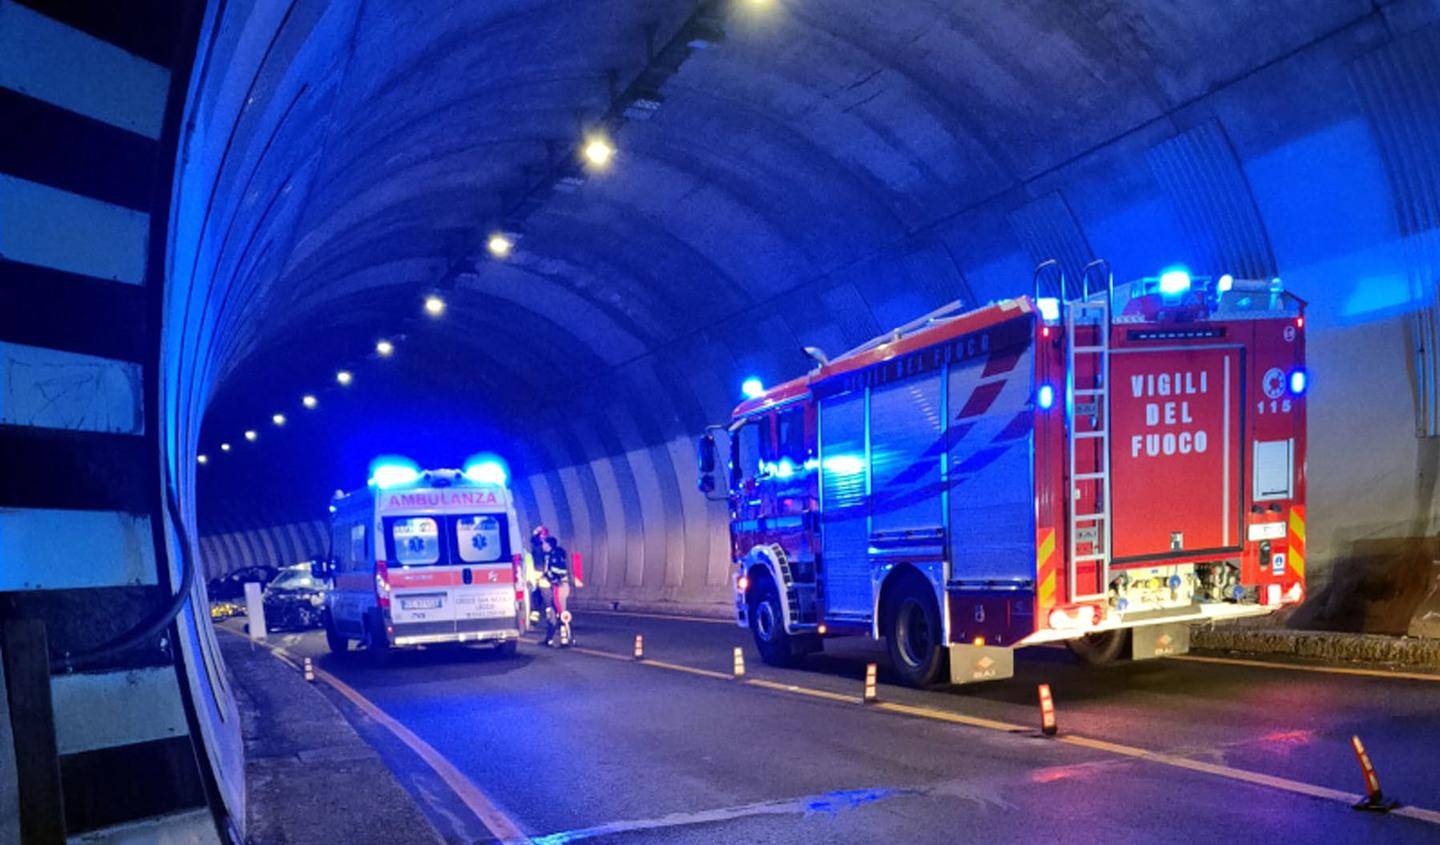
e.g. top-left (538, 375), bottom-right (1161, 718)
top-left (1158, 268), bottom-right (1192, 295)
top-left (1038, 384), bottom-right (1055, 409)
top-left (741, 377), bottom-right (765, 399)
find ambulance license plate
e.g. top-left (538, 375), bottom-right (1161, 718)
top-left (402, 597), bottom-right (441, 610)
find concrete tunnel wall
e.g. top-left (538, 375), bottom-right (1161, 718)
top-left (186, 0), bottom-right (1440, 635)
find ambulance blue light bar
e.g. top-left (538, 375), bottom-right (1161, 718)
top-left (464, 461), bottom-right (508, 485)
top-left (369, 459), bottom-right (421, 489)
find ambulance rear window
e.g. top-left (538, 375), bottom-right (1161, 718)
top-left (391, 517), bottom-right (441, 565)
top-left (455, 514), bottom-right (508, 563)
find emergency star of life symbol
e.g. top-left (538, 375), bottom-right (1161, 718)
top-left (486, 570), bottom-right (498, 582)
top-left (1262, 367), bottom-right (1286, 399)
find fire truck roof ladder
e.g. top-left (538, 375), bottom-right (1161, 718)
top-left (844, 299), bottom-right (968, 357)
top-left (1066, 286), bottom-right (1112, 603)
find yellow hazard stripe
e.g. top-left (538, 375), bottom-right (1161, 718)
top-left (1037, 529), bottom-right (1056, 565)
top-left (1288, 508), bottom-right (1306, 544)
top-left (1038, 570), bottom-right (1056, 608)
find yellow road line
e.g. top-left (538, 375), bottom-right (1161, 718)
top-left (231, 633), bottom-right (532, 844)
top-left (555, 642), bottom-right (1440, 827)
top-left (1171, 653), bottom-right (1440, 683)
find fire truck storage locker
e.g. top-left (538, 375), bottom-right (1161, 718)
top-left (816, 313), bottom-right (1040, 649)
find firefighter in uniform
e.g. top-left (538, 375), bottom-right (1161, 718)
top-left (540, 535), bottom-right (572, 647)
top-left (528, 525), bottom-right (549, 625)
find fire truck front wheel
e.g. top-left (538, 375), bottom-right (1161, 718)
top-left (1066, 629), bottom-right (1129, 665)
top-left (884, 576), bottom-right (948, 688)
top-left (748, 575), bottom-right (795, 667)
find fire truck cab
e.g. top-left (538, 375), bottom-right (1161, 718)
top-left (324, 462), bottom-right (527, 660)
top-left (698, 265), bottom-right (1306, 687)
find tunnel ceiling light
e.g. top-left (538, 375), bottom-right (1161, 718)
top-left (487, 233), bottom-right (514, 259)
top-left (244, 430), bottom-right (258, 442)
top-left (582, 135), bottom-right (615, 169)
top-left (197, 453), bottom-right (208, 465)
top-left (336, 370), bottom-right (353, 386)
top-left (741, 377), bottom-right (765, 399)
top-left (424, 295), bottom-right (446, 317)
top-left (272, 413), bottom-right (286, 426)
top-left (302, 394), bottom-right (318, 409)
top-left (220, 442), bottom-right (231, 452)
top-left (376, 339), bottom-right (394, 356)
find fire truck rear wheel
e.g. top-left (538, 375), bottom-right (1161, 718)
top-left (1066, 629), bottom-right (1129, 665)
top-left (749, 575), bottom-right (795, 667)
top-left (884, 576), bottom-right (948, 688)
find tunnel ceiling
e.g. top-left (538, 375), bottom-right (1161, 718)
top-left (192, 0), bottom-right (1420, 517)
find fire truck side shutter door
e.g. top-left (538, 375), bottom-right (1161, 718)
top-left (946, 340), bottom-right (1036, 582)
top-left (869, 372), bottom-right (943, 534)
top-left (819, 390), bottom-right (872, 617)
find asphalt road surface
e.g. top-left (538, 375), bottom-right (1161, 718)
top-left (233, 612), bottom-right (1440, 844)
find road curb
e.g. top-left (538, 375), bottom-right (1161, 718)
top-left (570, 597), bottom-right (732, 620)
top-left (1192, 625), bottom-right (1440, 668)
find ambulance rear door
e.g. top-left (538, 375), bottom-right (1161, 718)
top-left (384, 514), bottom-right (460, 634)
top-left (448, 512), bottom-right (519, 637)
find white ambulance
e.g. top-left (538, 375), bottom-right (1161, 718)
top-left (323, 461), bottom-right (526, 659)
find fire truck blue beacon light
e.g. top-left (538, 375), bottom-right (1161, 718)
top-left (741, 377), bottom-right (765, 399)
top-left (1289, 369), bottom-right (1307, 395)
top-left (1158, 267), bottom-right (1192, 295)
top-left (1038, 384), bottom-right (1055, 409)
top-left (1217, 273), bottom-right (1234, 293)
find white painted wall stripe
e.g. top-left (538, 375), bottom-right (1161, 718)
top-left (50, 668), bottom-right (189, 755)
top-left (0, 175), bottom-right (150, 285)
top-left (0, 342), bottom-right (143, 433)
top-left (0, 509), bottom-right (156, 590)
top-left (0, 0), bottom-right (169, 139)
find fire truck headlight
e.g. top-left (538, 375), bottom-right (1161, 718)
top-left (1289, 369), bottom-right (1307, 395)
top-left (1037, 384), bottom-right (1055, 410)
top-left (737, 574), bottom-right (750, 593)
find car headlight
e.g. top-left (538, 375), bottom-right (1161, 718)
top-left (309, 593), bottom-right (324, 607)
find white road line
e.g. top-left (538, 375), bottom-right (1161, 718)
top-left (529, 786), bottom-right (915, 844)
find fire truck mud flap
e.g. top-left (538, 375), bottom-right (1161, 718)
top-left (1130, 622), bottom-right (1191, 661)
top-left (946, 643), bottom-right (1015, 684)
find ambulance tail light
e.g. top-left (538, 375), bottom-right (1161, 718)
top-left (375, 559), bottom-right (391, 610)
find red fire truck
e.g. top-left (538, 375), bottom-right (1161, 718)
top-left (697, 265), bottom-right (1306, 687)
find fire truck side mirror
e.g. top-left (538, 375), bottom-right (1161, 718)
top-left (697, 433), bottom-right (718, 474)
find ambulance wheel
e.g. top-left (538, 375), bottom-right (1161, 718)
top-left (749, 575), bottom-right (794, 667)
top-left (363, 613), bottom-right (391, 666)
top-left (1067, 630), bottom-right (1129, 665)
top-left (494, 640), bottom-right (518, 657)
top-left (323, 612), bottom-right (349, 654)
top-left (885, 575), bottom-right (948, 688)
